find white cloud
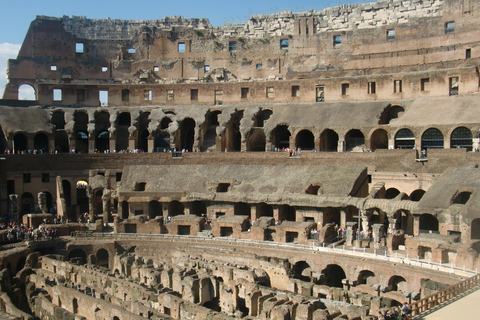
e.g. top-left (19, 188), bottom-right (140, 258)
top-left (0, 43), bottom-right (21, 99)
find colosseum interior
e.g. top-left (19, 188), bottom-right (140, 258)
top-left (1, 0), bottom-right (480, 319)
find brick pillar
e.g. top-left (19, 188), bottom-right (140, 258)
top-left (372, 223), bottom-right (383, 249)
top-left (346, 222), bottom-right (356, 246)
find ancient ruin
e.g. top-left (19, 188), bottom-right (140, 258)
top-left (1, 0), bottom-right (480, 318)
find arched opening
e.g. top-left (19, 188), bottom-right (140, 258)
top-left (116, 112), bottom-right (131, 152)
top-left (293, 261), bottom-right (313, 282)
top-left (421, 128), bottom-right (444, 150)
top-left (419, 214), bottom-right (439, 233)
top-left (95, 111), bottom-right (111, 153)
top-left (378, 105), bottom-right (404, 124)
top-left (154, 131), bottom-right (171, 152)
top-left (256, 203), bottom-right (273, 218)
top-left (247, 129), bottom-right (266, 151)
top-left (52, 111), bottom-right (66, 130)
top-left (345, 129), bottom-right (365, 151)
top-left (191, 201), bottom-right (206, 217)
top-left (385, 188), bottom-right (400, 199)
top-left (169, 201), bottom-right (184, 217)
top-left (74, 111), bottom-right (89, 153)
top-left (76, 180), bottom-right (89, 214)
top-left (388, 275), bottom-right (407, 292)
top-left (394, 210), bottom-right (414, 236)
top-left (278, 205), bottom-right (295, 221)
top-left (410, 189), bottom-right (425, 202)
top-left (68, 249), bottom-right (87, 265)
top-left (322, 264), bottom-right (346, 288)
top-left (223, 110), bottom-right (243, 152)
top-left (320, 129), bottom-right (339, 152)
top-left (160, 117), bottom-right (172, 130)
top-left (136, 112), bottom-right (150, 152)
top-left (18, 84), bottom-right (36, 100)
top-left (370, 129), bottom-right (388, 151)
top-left (357, 270), bottom-right (376, 285)
top-left (178, 118), bottom-right (195, 152)
top-left (452, 191), bottom-right (472, 204)
top-left (148, 201), bottom-right (162, 219)
top-left (471, 219), bottom-right (480, 240)
top-left (394, 128), bottom-right (415, 149)
top-left (34, 133), bottom-right (49, 153)
top-left (96, 249), bottom-right (109, 268)
top-left (54, 131), bottom-right (69, 153)
top-left (253, 109), bottom-right (273, 127)
top-left (41, 191), bottom-right (53, 212)
top-left (450, 126), bottom-right (472, 151)
top-left (20, 192), bottom-right (34, 217)
top-left (62, 180), bottom-right (72, 207)
top-left (271, 125), bottom-right (291, 150)
top-left (234, 202), bottom-right (251, 218)
top-left (200, 111), bottom-right (221, 152)
top-left (295, 129), bottom-right (314, 150)
top-left (13, 133), bottom-right (28, 154)
top-left (323, 207), bottom-right (341, 226)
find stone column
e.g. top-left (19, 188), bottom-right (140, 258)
top-left (346, 222), bottom-right (356, 246)
top-left (340, 209), bottom-right (346, 229)
top-left (148, 137), bottom-right (154, 153)
top-left (388, 218), bottom-right (397, 235)
top-left (372, 224), bottom-right (383, 249)
top-left (337, 140), bottom-right (345, 152)
top-left (473, 137), bottom-right (480, 152)
top-left (361, 216), bottom-right (369, 235)
top-left (88, 137), bottom-right (95, 154)
top-left (413, 215), bottom-right (420, 237)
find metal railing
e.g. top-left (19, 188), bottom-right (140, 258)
top-left (411, 273), bottom-right (480, 316)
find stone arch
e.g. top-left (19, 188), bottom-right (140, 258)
top-left (471, 218), bottom-right (480, 240)
top-left (116, 112), bottom-right (131, 152)
top-left (385, 188), bottom-right (400, 199)
top-left (18, 83), bottom-right (36, 100)
top-left (74, 111), bottom-right (89, 153)
top-left (388, 275), bottom-right (407, 292)
top-left (68, 249), bottom-right (87, 265)
top-left (370, 128), bottom-right (388, 151)
top-left (62, 180), bottom-right (72, 207)
top-left (278, 205), bottom-right (295, 221)
top-left (394, 128), bottom-right (415, 149)
top-left (321, 264), bottom-right (346, 288)
top-left (34, 132), bottom-right (49, 153)
top-left (378, 105), bottom-right (404, 125)
top-left (223, 110), bottom-right (243, 152)
top-left (96, 248), bottom-right (109, 268)
top-left (357, 270), bottom-right (376, 285)
top-left (178, 118), bottom-right (195, 152)
top-left (136, 112), bottom-right (150, 152)
top-left (41, 191), bottom-right (53, 212)
top-left (253, 109), bottom-right (273, 127)
top-left (148, 201), bottom-right (162, 219)
top-left (13, 132), bottom-right (28, 153)
top-left (410, 189), bottom-right (425, 202)
top-left (320, 129), bottom-right (339, 152)
top-left (169, 201), bottom-right (184, 216)
top-left (200, 110), bottom-right (221, 151)
top-left (20, 192), bottom-right (34, 216)
top-left (419, 214), bottom-right (439, 233)
top-left (256, 203), bottom-right (273, 218)
top-left (324, 207), bottom-right (341, 226)
top-left (270, 124), bottom-right (291, 150)
top-left (234, 202), bottom-right (251, 218)
top-left (76, 180), bottom-right (89, 214)
top-left (452, 189), bottom-right (473, 205)
top-left (95, 111), bottom-right (111, 152)
top-left (450, 126), bottom-right (473, 151)
top-left (154, 131), bottom-right (171, 152)
top-left (345, 129), bottom-right (365, 151)
top-left (191, 201), bottom-right (206, 217)
top-left (160, 117), bottom-right (172, 130)
top-left (52, 110), bottom-right (66, 130)
top-left (293, 260), bottom-right (313, 282)
top-left (295, 129), bottom-right (314, 150)
top-left (246, 128), bottom-right (266, 152)
top-left (394, 210), bottom-right (414, 236)
top-left (421, 127), bottom-right (444, 150)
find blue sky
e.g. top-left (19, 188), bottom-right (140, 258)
top-left (0, 0), bottom-right (367, 97)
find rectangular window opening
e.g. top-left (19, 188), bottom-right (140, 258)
top-left (241, 87), bottom-right (249, 99)
top-left (102, 66), bottom-right (108, 72)
top-left (215, 90), bottom-right (223, 105)
top-left (291, 85), bottom-right (300, 97)
top-left (394, 80), bottom-right (402, 93)
top-left (386, 29), bottom-right (395, 41)
top-left (23, 173), bottom-right (31, 183)
top-left (42, 173), bottom-right (49, 183)
top-left (122, 89), bottom-right (130, 102)
top-left (76, 89), bottom-right (85, 102)
top-left (99, 90), bottom-right (109, 106)
top-left (333, 35), bottom-right (342, 47)
top-left (167, 89), bottom-right (174, 101)
top-left (229, 41), bottom-right (237, 52)
top-left (75, 43), bottom-right (84, 53)
top-left (116, 172), bottom-right (123, 182)
top-left (280, 39), bottom-right (289, 49)
top-left (53, 89), bottom-right (62, 101)
top-left (178, 42), bottom-right (186, 53)
top-left (144, 90), bottom-right (153, 101)
top-left (466, 48), bottom-right (471, 59)
top-left (51, 65), bottom-right (57, 71)
top-left (204, 65), bottom-right (210, 72)
top-left (449, 77), bottom-right (459, 96)
top-left (256, 64), bottom-right (262, 69)
top-left (316, 86), bottom-right (324, 102)
top-left (190, 89), bottom-right (198, 100)
top-left (154, 66), bottom-right (160, 71)
top-left (341, 83), bottom-right (349, 95)
top-left (266, 87), bottom-right (275, 98)
top-left (421, 78), bottom-right (430, 91)
top-left (445, 21), bottom-right (455, 34)
top-left (368, 82), bottom-right (376, 94)
top-left (128, 48), bottom-right (136, 53)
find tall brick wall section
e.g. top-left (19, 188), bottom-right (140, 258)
top-left (3, 148), bottom-right (477, 174)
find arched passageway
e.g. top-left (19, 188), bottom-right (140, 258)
top-left (345, 129), bottom-right (365, 151)
top-left (419, 214), bottom-right (439, 233)
top-left (394, 128), bottom-right (415, 149)
top-left (357, 270), bottom-right (376, 285)
top-left (388, 275), bottom-right (407, 292)
top-left (293, 261), bottom-right (314, 283)
top-left (74, 111), bottom-right (89, 153)
top-left (169, 201), bottom-right (184, 217)
top-left (200, 111), bottom-right (221, 151)
top-left (13, 133), bottom-right (27, 153)
top-left (410, 189), bottom-right (425, 202)
top-left (247, 129), bottom-right (266, 151)
top-left (148, 201), bottom-right (162, 219)
top-left (295, 129), bottom-right (314, 150)
top-left (68, 249), bottom-right (87, 265)
top-left (18, 84), bottom-right (36, 100)
top-left (320, 129), bottom-right (338, 152)
top-left (450, 126), bottom-right (472, 151)
top-left (95, 111), bottom-right (111, 153)
top-left (370, 129), bottom-right (388, 151)
top-left (34, 133), bottom-right (49, 153)
top-left (385, 188), bottom-right (400, 199)
top-left (271, 125), bottom-right (291, 150)
top-left (234, 202), bottom-right (251, 218)
top-left (471, 219), bottom-right (480, 240)
top-left (254, 109), bottom-right (273, 127)
top-left (278, 205), bottom-right (295, 221)
top-left (137, 112), bottom-right (150, 152)
top-left (20, 193), bottom-right (34, 217)
top-left (96, 249), bottom-right (109, 268)
top-left (322, 264), bottom-right (346, 288)
top-left (256, 203), bottom-right (273, 218)
top-left (178, 118), bottom-right (195, 152)
top-left (191, 201), bottom-right (206, 217)
top-left (116, 112), bottom-right (131, 152)
top-left (421, 128), bottom-right (444, 150)
top-left (223, 111), bottom-right (243, 152)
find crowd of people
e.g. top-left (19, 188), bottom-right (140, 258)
top-left (1, 218), bottom-right (59, 243)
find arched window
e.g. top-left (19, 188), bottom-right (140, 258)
top-left (370, 129), bottom-right (388, 151)
top-left (247, 129), bottom-right (266, 152)
top-left (451, 127), bottom-right (472, 151)
top-left (18, 84), bottom-right (36, 100)
top-left (320, 129), bottom-right (339, 152)
top-left (345, 129), bottom-right (365, 151)
top-left (394, 129), bottom-right (415, 149)
top-left (295, 129), bottom-right (314, 150)
top-left (421, 128), bottom-right (444, 150)
top-left (271, 125), bottom-right (291, 150)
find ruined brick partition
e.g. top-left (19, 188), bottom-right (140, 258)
top-left (1, 0), bottom-right (480, 318)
